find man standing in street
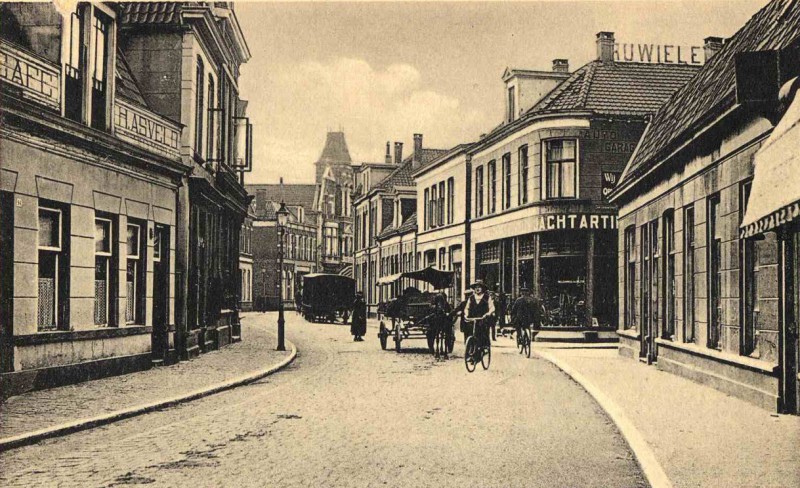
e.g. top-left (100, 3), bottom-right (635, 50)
top-left (351, 292), bottom-right (367, 342)
top-left (511, 287), bottom-right (542, 349)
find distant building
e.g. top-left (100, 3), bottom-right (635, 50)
top-left (353, 135), bottom-right (448, 313)
top-left (610, 0), bottom-right (800, 413)
top-left (247, 184), bottom-right (318, 311)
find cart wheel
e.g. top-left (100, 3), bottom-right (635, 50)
top-left (394, 320), bottom-right (401, 352)
top-left (481, 344), bottom-right (491, 370)
top-left (464, 337), bottom-right (476, 373)
top-left (379, 322), bottom-right (388, 350)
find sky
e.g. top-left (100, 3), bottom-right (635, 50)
top-left (236, 0), bottom-right (769, 185)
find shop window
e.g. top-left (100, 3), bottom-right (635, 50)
top-left (475, 166), bottom-right (484, 218)
top-left (663, 210), bottom-right (676, 339)
top-left (439, 248), bottom-right (446, 270)
top-left (640, 221), bottom-right (660, 348)
top-left (488, 160), bottom-right (497, 214)
top-left (125, 221), bottom-right (145, 325)
top-left (447, 177), bottom-right (454, 224)
top-left (707, 194), bottom-right (722, 349)
top-left (502, 153), bottom-right (511, 210)
top-left (438, 181), bottom-right (445, 226)
top-left (519, 145), bottom-right (529, 205)
top-left (38, 205), bottom-right (69, 331)
top-left (544, 139), bottom-right (577, 199)
top-left (195, 57), bottom-right (205, 157)
top-left (94, 216), bottom-right (116, 326)
top-left (540, 231), bottom-right (587, 327)
top-left (624, 226), bottom-right (636, 330)
top-left (684, 205), bottom-right (695, 343)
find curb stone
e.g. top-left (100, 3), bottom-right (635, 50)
top-left (535, 348), bottom-right (673, 488)
top-left (0, 340), bottom-right (297, 452)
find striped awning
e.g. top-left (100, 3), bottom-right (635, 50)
top-left (741, 79), bottom-right (800, 238)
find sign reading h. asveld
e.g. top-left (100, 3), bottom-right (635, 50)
top-left (615, 43), bottom-right (704, 65)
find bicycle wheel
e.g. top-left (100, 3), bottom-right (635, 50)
top-left (524, 330), bottom-right (531, 358)
top-left (464, 336), bottom-right (476, 373)
top-left (481, 344), bottom-right (491, 370)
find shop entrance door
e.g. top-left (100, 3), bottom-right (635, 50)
top-left (783, 229), bottom-right (800, 414)
top-left (0, 193), bottom-right (13, 373)
top-left (152, 225), bottom-right (170, 363)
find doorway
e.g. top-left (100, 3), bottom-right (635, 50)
top-left (152, 225), bottom-right (170, 363)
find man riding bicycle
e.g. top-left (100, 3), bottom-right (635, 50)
top-left (511, 287), bottom-right (541, 352)
top-left (464, 280), bottom-right (495, 348)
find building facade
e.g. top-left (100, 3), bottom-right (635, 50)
top-left (239, 210), bottom-right (254, 312)
top-left (0, 1), bottom-right (188, 395)
top-left (413, 144), bottom-right (473, 302)
top-left (248, 185), bottom-right (318, 311)
top-left (313, 132), bottom-right (355, 276)
top-left (119, 2), bottom-right (253, 357)
top-left (468, 36), bottom-right (698, 330)
top-left (610, 0), bottom-right (800, 413)
top-left (353, 135), bottom-right (446, 314)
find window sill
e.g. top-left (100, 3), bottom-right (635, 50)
top-left (616, 328), bottom-right (640, 340)
top-left (16, 325), bottom-right (153, 346)
top-left (655, 338), bottom-right (778, 374)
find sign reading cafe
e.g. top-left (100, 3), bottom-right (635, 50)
top-left (532, 213), bottom-right (618, 232)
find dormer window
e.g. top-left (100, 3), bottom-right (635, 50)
top-left (89, 10), bottom-right (110, 130)
top-left (507, 86), bottom-right (516, 123)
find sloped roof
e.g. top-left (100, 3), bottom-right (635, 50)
top-left (375, 149), bottom-right (449, 191)
top-left (620, 0), bottom-right (800, 189)
top-left (120, 2), bottom-right (181, 25)
top-left (246, 184), bottom-right (318, 210)
top-left (396, 212), bottom-right (418, 235)
top-left (317, 132), bottom-right (352, 164)
top-left (529, 60), bottom-right (700, 117)
top-left (115, 49), bottom-right (148, 108)
top-left (377, 222), bottom-right (396, 240)
top-left (413, 143), bottom-right (474, 176)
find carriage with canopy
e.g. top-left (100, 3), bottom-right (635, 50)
top-left (376, 267), bottom-right (457, 355)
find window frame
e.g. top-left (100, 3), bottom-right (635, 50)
top-left (518, 145), bottom-right (529, 205)
top-left (624, 225), bottom-right (636, 330)
top-left (542, 138), bottom-right (579, 200)
top-left (488, 160), bottom-right (497, 214)
top-left (502, 152), bottom-right (511, 210)
top-left (447, 177), bottom-right (454, 224)
top-left (475, 166), bottom-right (484, 218)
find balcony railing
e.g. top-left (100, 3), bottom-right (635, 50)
top-left (0, 40), bottom-right (61, 110)
top-left (113, 99), bottom-right (181, 160)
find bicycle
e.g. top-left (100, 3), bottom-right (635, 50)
top-left (464, 317), bottom-right (491, 372)
top-left (516, 325), bottom-right (531, 358)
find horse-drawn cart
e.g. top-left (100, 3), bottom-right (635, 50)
top-left (301, 273), bottom-right (355, 323)
top-left (376, 267), bottom-right (456, 355)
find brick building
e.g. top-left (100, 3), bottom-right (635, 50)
top-left (247, 184), bottom-right (318, 311)
top-left (610, 0), bottom-right (800, 412)
top-left (467, 36), bottom-right (698, 331)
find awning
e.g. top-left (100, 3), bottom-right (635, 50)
top-left (400, 266), bottom-right (455, 290)
top-left (376, 273), bottom-right (403, 285)
top-left (741, 79), bottom-right (800, 238)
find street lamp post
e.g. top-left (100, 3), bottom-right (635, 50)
top-left (276, 201), bottom-right (289, 351)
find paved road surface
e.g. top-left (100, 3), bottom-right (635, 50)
top-left (1, 313), bottom-right (647, 487)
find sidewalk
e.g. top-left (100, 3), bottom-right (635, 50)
top-left (0, 314), bottom-right (295, 447)
top-left (535, 343), bottom-right (800, 488)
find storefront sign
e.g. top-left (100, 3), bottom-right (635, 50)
top-left (602, 171), bottom-right (622, 200)
top-left (579, 128), bottom-right (638, 153)
top-left (114, 100), bottom-right (181, 159)
top-left (615, 43), bottom-right (704, 65)
top-left (532, 213), bottom-right (617, 232)
top-left (0, 41), bottom-right (61, 110)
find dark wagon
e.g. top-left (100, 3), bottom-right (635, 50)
top-left (301, 274), bottom-right (355, 323)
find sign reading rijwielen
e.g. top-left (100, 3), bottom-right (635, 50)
top-left (113, 100), bottom-right (181, 159)
top-left (614, 42), bottom-right (704, 65)
top-left (532, 213), bottom-right (617, 232)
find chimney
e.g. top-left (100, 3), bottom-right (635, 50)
top-left (255, 189), bottom-right (267, 212)
top-left (385, 141), bottom-right (392, 164)
top-left (704, 36), bottom-right (724, 61)
top-left (552, 59), bottom-right (569, 73)
top-left (413, 133), bottom-right (423, 167)
top-left (394, 142), bottom-right (403, 165)
top-left (596, 31), bottom-right (615, 62)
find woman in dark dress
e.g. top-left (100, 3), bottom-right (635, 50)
top-left (351, 292), bottom-right (367, 341)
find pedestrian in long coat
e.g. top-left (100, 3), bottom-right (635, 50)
top-left (351, 292), bottom-right (367, 341)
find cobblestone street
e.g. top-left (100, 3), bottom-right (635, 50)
top-left (1, 313), bottom-right (646, 487)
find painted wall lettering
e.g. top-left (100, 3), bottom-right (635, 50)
top-left (614, 42), bottom-right (704, 65)
top-left (0, 41), bottom-right (60, 109)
